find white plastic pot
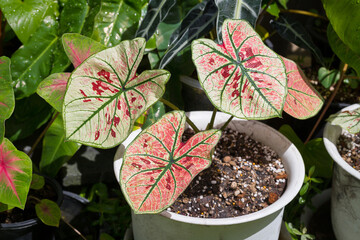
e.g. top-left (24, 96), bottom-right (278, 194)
top-left (323, 103), bottom-right (360, 240)
top-left (114, 111), bottom-right (305, 240)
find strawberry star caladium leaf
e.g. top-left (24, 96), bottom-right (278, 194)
top-left (0, 56), bottom-right (14, 143)
top-left (327, 108), bottom-right (360, 134)
top-left (37, 73), bottom-right (70, 113)
top-left (0, 138), bottom-right (32, 209)
top-left (120, 111), bottom-right (221, 214)
top-left (63, 38), bottom-right (170, 148)
top-left (62, 33), bottom-right (106, 68)
top-left (192, 19), bottom-right (287, 119)
top-left (282, 57), bottom-right (324, 119)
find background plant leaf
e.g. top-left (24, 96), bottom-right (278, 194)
top-left (279, 124), bottom-right (333, 178)
top-left (192, 19), bottom-right (286, 120)
top-left (63, 38), bottom-right (170, 148)
top-left (135, 0), bottom-right (177, 41)
top-left (327, 107), bottom-right (360, 134)
top-left (121, 111), bottom-right (221, 213)
top-left (271, 15), bottom-right (325, 66)
top-left (35, 199), bottom-right (61, 227)
top-left (282, 57), bottom-right (323, 119)
top-left (30, 173), bottom-right (45, 190)
top-left (0, 138), bottom-right (32, 209)
top-left (215, 0), bottom-right (261, 43)
top-left (0, 57), bottom-right (14, 143)
top-left (327, 24), bottom-right (360, 76)
top-left (142, 101), bottom-right (165, 129)
top-left (317, 66), bottom-right (340, 89)
top-left (40, 115), bottom-right (81, 177)
top-left (92, 0), bottom-right (147, 47)
top-left (159, 0), bottom-right (217, 69)
top-left (0, 0), bottom-right (58, 44)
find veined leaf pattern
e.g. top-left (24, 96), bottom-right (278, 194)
top-left (327, 107), bottom-right (360, 134)
top-left (0, 138), bottom-right (32, 209)
top-left (282, 57), bottom-right (323, 119)
top-left (120, 111), bottom-right (221, 213)
top-left (192, 19), bottom-right (287, 119)
top-left (63, 38), bottom-right (170, 148)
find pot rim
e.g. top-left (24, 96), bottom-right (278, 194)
top-left (323, 103), bottom-right (360, 180)
top-left (114, 111), bottom-right (305, 226)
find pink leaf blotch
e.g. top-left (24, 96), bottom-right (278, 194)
top-left (63, 38), bottom-right (170, 148)
top-left (0, 139), bottom-right (32, 209)
top-left (192, 19), bottom-right (287, 120)
top-left (282, 57), bottom-right (324, 119)
top-left (120, 111), bottom-right (221, 214)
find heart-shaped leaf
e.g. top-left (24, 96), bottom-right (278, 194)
top-left (215, 0), bottom-right (261, 42)
top-left (318, 67), bottom-right (340, 89)
top-left (63, 38), bottom-right (170, 148)
top-left (282, 57), bottom-right (323, 119)
top-left (135, 0), bottom-right (177, 41)
top-left (30, 173), bottom-right (45, 190)
top-left (35, 199), bottom-right (61, 227)
top-left (192, 19), bottom-right (287, 120)
top-left (327, 107), bottom-right (360, 134)
top-left (62, 33), bottom-right (106, 68)
top-left (120, 111), bottom-right (221, 213)
top-left (0, 57), bottom-right (14, 143)
top-left (0, 138), bottom-right (32, 209)
top-left (0, 0), bottom-right (58, 44)
top-left (37, 72), bottom-right (70, 112)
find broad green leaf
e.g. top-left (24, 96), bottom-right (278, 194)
top-left (323, 0), bottom-right (360, 54)
top-left (262, 0), bottom-right (280, 17)
top-left (327, 24), bottom-right (360, 76)
top-left (135, 0), bottom-right (177, 41)
top-left (142, 101), bottom-right (165, 129)
top-left (40, 115), bottom-right (81, 177)
top-left (5, 94), bottom-right (53, 141)
top-left (0, 57), bottom-right (14, 143)
top-left (91, 0), bottom-right (146, 47)
top-left (159, 0), bottom-right (218, 69)
top-left (192, 19), bottom-right (287, 120)
top-left (215, 0), bottom-right (261, 42)
top-left (81, 0), bottom-right (102, 37)
top-left (318, 66), bottom-right (340, 88)
top-left (62, 33), bottom-right (106, 68)
top-left (0, 0), bottom-right (58, 44)
top-left (30, 173), bottom-right (45, 190)
top-left (327, 107), bottom-right (360, 134)
top-left (271, 15), bottom-right (324, 66)
top-left (279, 124), bottom-right (333, 178)
top-left (282, 57), bottom-right (323, 119)
top-left (35, 199), bottom-right (61, 227)
top-left (120, 111), bottom-right (221, 213)
top-left (63, 38), bottom-right (170, 148)
top-left (0, 138), bottom-right (32, 209)
top-left (37, 73), bottom-right (70, 112)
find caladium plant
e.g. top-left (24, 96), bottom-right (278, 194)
top-left (327, 107), bottom-right (360, 134)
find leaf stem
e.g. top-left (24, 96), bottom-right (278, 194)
top-left (159, 98), bottom-right (200, 133)
top-left (280, 9), bottom-right (328, 20)
top-left (28, 112), bottom-right (59, 159)
top-left (305, 63), bottom-right (348, 143)
top-left (206, 108), bottom-right (218, 130)
top-left (61, 216), bottom-right (87, 240)
top-left (220, 116), bottom-right (234, 131)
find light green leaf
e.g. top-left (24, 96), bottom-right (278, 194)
top-left (327, 107), bottom-right (360, 134)
top-left (318, 66), bottom-right (340, 88)
top-left (35, 199), bottom-right (61, 227)
top-left (30, 174), bottom-right (45, 190)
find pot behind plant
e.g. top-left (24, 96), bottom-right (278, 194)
top-left (324, 103), bottom-right (360, 240)
top-left (0, 176), bottom-right (63, 240)
top-left (114, 111), bottom-right (305, 240)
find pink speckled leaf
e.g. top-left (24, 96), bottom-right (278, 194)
top-left (120, 111), bottom-right (221, 214)
top-left (37, 73), bottom-right (71, 112)
top-left (282, 57), bottom-right (323, 119)
top-left (63, 38), bottom-right (170, 148)
top-left (192, 19), bottom-right (287, 119)
top-left (327, 107), bottom-right (360, 134)
top-left (0, 138), bottom-right (32, 209)
top-left (62, 33), bottom-right (106, 68)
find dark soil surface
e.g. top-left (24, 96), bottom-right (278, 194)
top-left (169, 128), bottom-right (287, 218)
top-left (337, 131), bottom-right (360, 171)
top-left (0, 183), bottom-right (58, 224)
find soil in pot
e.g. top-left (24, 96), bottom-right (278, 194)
top-left (0, 181), bottom-right (59, 223)
top-left (336, 132), bottom-right (360, 171)
top-left (169, 128), bottom-right (287, 218)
